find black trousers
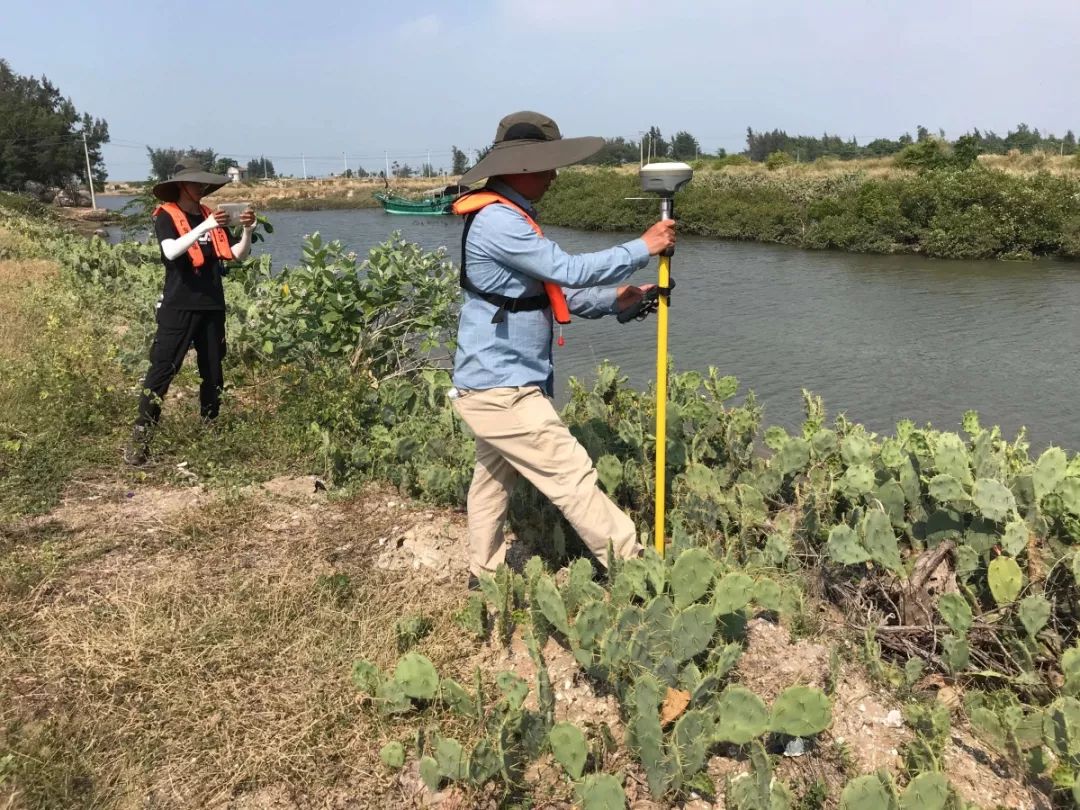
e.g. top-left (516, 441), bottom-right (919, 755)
top-left (136, 307), bottom-right (227, 426)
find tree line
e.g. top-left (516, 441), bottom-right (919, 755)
top-left (0, 59), bottom-right (109, 192)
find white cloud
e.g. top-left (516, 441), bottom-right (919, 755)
top-left (397, 13), bottom-right (441, 40)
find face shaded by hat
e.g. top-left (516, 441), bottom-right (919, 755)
top-left (152, 158), bottom-right (230, 202)
top-left (459, 111), bottom-right (603, 186)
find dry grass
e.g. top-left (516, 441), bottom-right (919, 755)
top-left (0, 259), bottom-right (59, 360)
top-left (0, 480), bottom-right (478, 809)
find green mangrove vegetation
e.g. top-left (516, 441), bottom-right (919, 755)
top-left (540, 164), bottom-right (1080, 261)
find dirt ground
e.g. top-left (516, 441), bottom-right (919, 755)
top-left (0, 473), bottom-right (1052, 809)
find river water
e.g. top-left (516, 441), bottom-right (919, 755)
top-left (99, 198), bottom-right (1079, 449)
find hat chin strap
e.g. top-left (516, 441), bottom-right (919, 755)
top-left (178, 183), bottom-right (204, 211)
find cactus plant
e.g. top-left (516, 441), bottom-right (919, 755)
top-left (671, 547), bottom-right (716, 609)
top-left (839, 773), bottom-right (897, 810)
top-left (533, 573), bottom-right (570, 636)
top-left (1060, 477), bottom-right (1080, 515)
top-left (395, 613), bottom-right (433, 652)
top-left (393, 652), bottom-right (439, 700)
top-left (434, 736), bottom-right (467, 781)
top-left (863, 510), bottom-right (903, 574)
top-left (727, 740), bottom-right (792, 810)
top-left (1063, 645), bottom-right (1080, 696)
top-left (936, 592), bottom-right (972, 636)
top-left (1017, 594), bottom-right (1051, 638)
top-left (827, 524), bottom-right (871, 566)
top-left (468, 738), bottom-right (502, 784)
top-left (753, 578), bottom-right (782, 612)
top-left (934, 433), bottom-right (972, 486)
top-left (876, 479), bottom-right (907, 525)
top-left (454, 594), bottom-right (487, 639)
top-left (351, 659), bottom-right (382, 695)
top-left (641, 548), bottom-right (667, 597)
top-left (774, 436), bottom-right (811, 476)
top-left (941, 635), bottom-right (970, 673)
top-left (563, 557), bottom-right (604, 614)
top-left (574, 600), bottom-right (612, 653)
top-left (596, 453), bottom-right (623, 495)
top-left (1033, 447), bottom-right (1068, 502)
top-left (928, 474), bottom-right (968, 504)
top-left (440, 678), bottom-right (477, 717)
top-left (769, 686), bottom-right (832, 737)
top-left (707, 642), bottom-right (744, 679)
top-left (672, 709), bottom-right (711, 783)
top-left (496, 671), bottom-right (529, 710)
top-left (419, 755), bottom-right (441, 791)
top-left (629, 674), bottom-right (672, 798)
top-left (575, 773), bottom-right (626, 810)
top-left (713, 685), bottom-right (769, 744)
top-left (841, 433), bottom-right (873, 466)
top-left (838, 464), bottom-right (876, 499)
top-left (375, 678), bottom-right (413, 715)
top-left (380, 741), bottom-right (405, 769)
top-left (988, 556), bottom-right (1023, 605)
top-left (1043, 696), bottom-right (1080, 761)
top-left (1001, 519), bottom-right (1029, 557)
top-left (523, 632), bottom-right (555, 727)
top-left (548, 722), bottom-right (588, 780)
top-left (714, 572), bottom-right (755, 614)
top-left (672, 604), bottom-right (716, 662)
top-left (972, 478), bottom-right (1016, 522)
top-left (812, 427), bottom-right (838, 457)
top-left (611, 559), bottom-right (651, 605)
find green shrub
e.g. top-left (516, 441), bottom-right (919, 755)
top-left (765, 151), bottom-right (794, 171)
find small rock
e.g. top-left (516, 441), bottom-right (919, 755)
top-left (881, 709), bottom-right (904, 728)
top-left (783, 737), bottom-right (807, 757)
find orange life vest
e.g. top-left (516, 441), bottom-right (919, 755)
top-left (152, 202), bottom-right (235, 272)
top-left (451, 190), bottom-right (571, 325)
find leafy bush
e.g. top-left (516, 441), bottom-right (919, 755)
top-left (765, 150), bottom-right (794, 170)
top-left (231, 232), bottom-right (457, 377)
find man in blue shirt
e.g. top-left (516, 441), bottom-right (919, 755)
top-left (450, 111), bottom-right (675, 586)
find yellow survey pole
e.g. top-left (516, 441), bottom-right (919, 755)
top-left (638, 162), bottom-right (691, 557)
top-left (654, 248), bottom-right (671, 556)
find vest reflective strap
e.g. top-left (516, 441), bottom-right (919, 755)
top-left (452, 191), bottom-right (571, 325)
top-left (152, 202), bottom-right (235, 271)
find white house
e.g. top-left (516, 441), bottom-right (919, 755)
top-left (226, 166), bottom-right (244, 184)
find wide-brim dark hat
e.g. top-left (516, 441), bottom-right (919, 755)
top-left (152, 158), bottom-right (230, 202)
top-left (459, 111), bottom-right (603, 185)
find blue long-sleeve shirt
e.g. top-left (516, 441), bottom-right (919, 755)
top-left (452, 180), bottom-right (651, 396)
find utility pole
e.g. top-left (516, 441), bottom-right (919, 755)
top-left (301, 152), bottom-right (307, 180)
top-left (263, 156), bottom-right (268, 179)
top-left (385, 151), bottom-right (390, 179)
top-left (639, 131), bottom-right (645, 167)
top-left (427, 149), bottom-right (432, 177)
top-left (343, 151), bottom-right (349, 175)
top-left (82, 132), bottom-right (97, 210)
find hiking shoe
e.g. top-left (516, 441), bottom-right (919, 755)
top-left (123, 426), bottom-right (151, 466)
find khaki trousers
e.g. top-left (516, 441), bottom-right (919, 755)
top-left (452, 386), bottom-right (642, 576)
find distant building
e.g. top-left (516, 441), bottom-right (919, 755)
top-left (226, 166), bottom-right (245, 184)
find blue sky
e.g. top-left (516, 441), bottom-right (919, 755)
top-left (4, 0), bottom-right (1078, 179)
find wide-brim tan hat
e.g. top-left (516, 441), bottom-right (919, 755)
top-left (459, 111), bottom-right (603, 186)
top-left (152, 158), bottom-right (230, 202)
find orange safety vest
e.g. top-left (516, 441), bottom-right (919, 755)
top-left (152, 202), bottom-right (235, 273)
top-left (451, 190), bottom-right (571, 325)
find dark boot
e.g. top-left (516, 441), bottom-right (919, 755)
top-left (123, 424), bottom-right (152, 466)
